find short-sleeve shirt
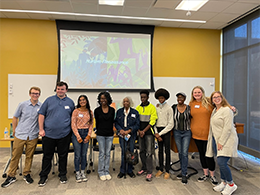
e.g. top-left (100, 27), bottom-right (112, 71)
top-left (14, 99), bottom-right (42, 140)
top-left (38, 95), bottom-right (75, 139)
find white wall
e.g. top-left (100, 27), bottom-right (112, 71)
top-left (8, 74), bottom-right (215, 118)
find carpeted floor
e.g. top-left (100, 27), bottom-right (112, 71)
top-left (0, 146), bottom-right (260, 195)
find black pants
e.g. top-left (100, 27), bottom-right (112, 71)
top-left (157, 128), bottom-right (171, 173)
top-left (39, 133), bottom-right (71, 178)
top-left (194, 138), bottom-right (215, 171)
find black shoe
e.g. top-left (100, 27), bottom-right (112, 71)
top-left (117, 172), bottom-right (125, 178)
top-left (38, 177), bottom-right (48, 187)
top-left (1, 176), bottom-right (16, 188)
top-left (23, 174), bottom-right (34, 184)
top-left (176, 173), bottom-right (182, 180)
top-left (128, 172), bottom-right (136, 178)
top-left (60, 175), bottom-right (67, 184)
top-left (182, 175), bottom-right (188, 185)
top-left (209, 176), bottom-right (218, 186)
top-left (198, 174), bottom-right (209, 182)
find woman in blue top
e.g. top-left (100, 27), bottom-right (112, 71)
top-left (115, 97), bottom-right (140, 179)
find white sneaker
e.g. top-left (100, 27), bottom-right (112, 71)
top-left (100, 175), bottom-right (106, 181)
top-left (75, 171), bottom-right (82, 183)
top-left (213, 182), bottom-right (226, 192)
top-left (81, 171), bottom-right (88, 182)
top-left (221, 183), bottom-right (237, 195)
top-left (105, 174), bottom-right (112, 180)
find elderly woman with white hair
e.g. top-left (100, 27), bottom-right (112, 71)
top-left (115, 97), bottom-right (140, 178)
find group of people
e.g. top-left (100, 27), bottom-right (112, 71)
top-left (1, 81), bottom-right (239, 195)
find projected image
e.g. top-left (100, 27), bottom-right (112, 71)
top-left (60, 30), bottom-right (151, 90)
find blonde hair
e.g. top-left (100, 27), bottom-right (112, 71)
top-left (120, 96), bottom-right (134, 108)
top-left (29, 86), bottom-right (41, 94)
top-left (210, 91), bottom-right (231, 108)
top-left (190, 86), bottom-right (211, 110)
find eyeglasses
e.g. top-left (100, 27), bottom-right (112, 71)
top-left (212, 96), bottom-right (221, 99)
top-left (30, 93), bottom-right (40, 96)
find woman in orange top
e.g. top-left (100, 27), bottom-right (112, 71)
top-left (189, 86), bottom-right (218, 186)
top-left (71, 95), bottom-right (93, 183)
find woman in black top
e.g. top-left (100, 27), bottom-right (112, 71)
top-left (94, 92), bottom-right (115, 181)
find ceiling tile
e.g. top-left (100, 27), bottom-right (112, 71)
top-left (16, 2), bottom-right (48, 11)
top-left (153, 0), bottom-right (180, 9)
top-left (209, 13), bottom-right (240, 22)
top-left (98, 5), bottom-right (123, 15)
top-left (0, 12), bottom-right (7, 18)
top-left (145, 8), bottom-right (172, 18)
top-left (3, 12), bottom-right (30, 19)
top-left (222, 2), bottom-right (259, 14)
top-left (75, 16), bottom-right (99, 22)
top-left (72, 2), bottom-right (98, 14)
top-left (0, 0), bottom-right (258, 30)
top-left (98, 17), bottom-right (122, 23)
top-left (0, 1), bottom-right (22, 9)
top-left (141, 20), bottom-right (163, 26)
top-left (237, 0), bottom-right (260, 3)
top-left (198, 21), bottom-right (224, 29)
top-left (167, 10), bottom-right (189, 19)
top-left (27, 13), bottom-right (52, 20)
top-left (119, 18), bottom-right (143, 25)
top-left (44, 2), bottom-right (73, 12)
top-left (188, 12), bottom-right (218, 21)
top-left (199, 1), bottom-right (234, 13)
top-left (124, 0), bottom-right (154, 8)
top-left (212, 0), bottom-right (238, 2)
top-left (122, 6), bottom-right (148, 17)
top-left (160, 21), bottom-right (182, 28)
top-left (51, 14), bottom-right (76, 20)
top-left (179, 22), bottom-right (202, 28)
top-left (70, 0), bottom-right (98, 4)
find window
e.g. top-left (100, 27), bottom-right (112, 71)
top-left (223, 10), bottom-right (260, 152)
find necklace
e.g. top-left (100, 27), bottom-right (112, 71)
top-left (177, 104), bottom-right (186, 113)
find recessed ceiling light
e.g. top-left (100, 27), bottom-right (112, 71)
top-left (99, 0), bottom-right (125, 6)
top-left (176, 0), bottom-right (208, 11)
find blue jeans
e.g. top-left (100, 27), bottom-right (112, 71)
top-left (217, 156), bottom-right (233, 183)
top-left (174, 129), bottom-right (191, 176)
top-left (96, 135), bottom-right (114, 176)
top-left (71, 129), bottom-right (89, 172)
top-left (119, 135), bottom-right (135, 174)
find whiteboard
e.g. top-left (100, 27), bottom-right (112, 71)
top-left (8, 74), bottom-right (215, 119)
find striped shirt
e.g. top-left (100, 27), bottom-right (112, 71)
top-left (172, 104), bottom-right (191, 131)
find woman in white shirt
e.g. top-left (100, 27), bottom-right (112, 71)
top-left (206, 91), bottom-right (238, 195)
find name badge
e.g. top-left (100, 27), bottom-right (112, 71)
top-left (65, 106), bottom-right (70, 109)
top-left (195, 105), bottom-right (200, 108)
top-left (78, 114), bottom-right (83, 117)
top-left (131, 114), bottom-right (136, 118)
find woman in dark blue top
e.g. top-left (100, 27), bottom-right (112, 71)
top-left (115, 97), bottom-right (140, 178)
